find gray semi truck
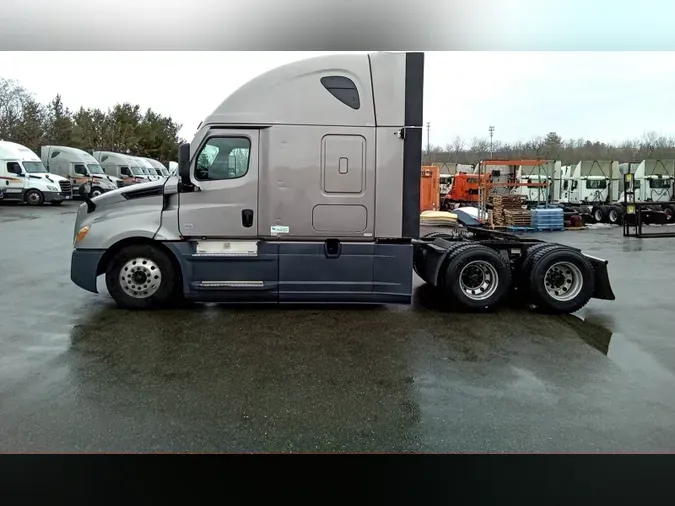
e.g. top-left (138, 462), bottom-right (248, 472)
top-left (69, 51), bottom-right (615, 313)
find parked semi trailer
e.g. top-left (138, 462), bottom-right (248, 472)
top-left (42, 145), bottom-right (121, 197)
top-left (69, 52), bottom-right (615, 313)
top-left (0, 141), bottom-right (72, 205)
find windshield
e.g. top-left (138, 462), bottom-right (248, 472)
top-left (22, 161), bottom-right (48, 173)
top-left (87, 164), bottom-right (105, 175)
top-left (141, 168), bottom-right (152, 175)
top-left (586, 179), bottom-right (607, 189)
top-left (160, 168), bottom-right (169, 176)
top-left (649, 178), bottom-right (670, 189)
top-left (131, 167), bottom-right (145, 176)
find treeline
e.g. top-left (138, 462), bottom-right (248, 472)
top-left (0, 77), bottom-right (183, 166)
top-left (423, 132), bottom-right (675, 166)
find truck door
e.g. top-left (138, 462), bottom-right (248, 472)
top-left (179, 129), bottom-right (259, 237)
top-left (177, 129), bottom-right (276, 301)
top-left (3, 162), bottom-right (26, 198)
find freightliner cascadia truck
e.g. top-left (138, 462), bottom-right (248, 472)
top-left (69, 51), bottom-right (615, 313)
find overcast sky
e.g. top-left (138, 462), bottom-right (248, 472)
top-left (0, 51), bottom-right (673, 148)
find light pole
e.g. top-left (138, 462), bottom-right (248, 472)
top-left (426, 122), bottom-right (431, 155)
top-left (488, 126), bottom-right (495, 159)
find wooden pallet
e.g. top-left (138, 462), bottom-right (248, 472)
top-left (492, 196), bottom-right (527, 226)
top-left (503, 209), bottom-right (532, 227)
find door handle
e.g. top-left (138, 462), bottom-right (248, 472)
top-left (241, 209), bottom-right (254, 228)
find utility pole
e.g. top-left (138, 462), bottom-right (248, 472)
top-left (426, 122), bottom-right (431, 155)
top-left (488, 126), bottom-right (495, 159)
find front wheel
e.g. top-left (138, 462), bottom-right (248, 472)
top-left (91, 186), bottom-right (104, 198)
top-left (25, 189), bottom-right (44, 206)
top-left (105, 244), bottom-right (177, 309)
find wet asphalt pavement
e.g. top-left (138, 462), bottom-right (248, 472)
top-left (1, 201), bottom-right (674, 452)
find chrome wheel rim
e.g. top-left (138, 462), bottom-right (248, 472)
top-left (119, 257), bottom-right (162, 298)
top-left (594, 209), bottom-right (603, 222)
top-left (28, 192), bottom-right (41, 204)
top-left (544, 261), bottom-right (583, 301)
top-left (459, 261), bottom-right (499, 301)
top-left (91, 189), bottom-right (102, 197)
top-left (609, 209), bottom-right (618, 222)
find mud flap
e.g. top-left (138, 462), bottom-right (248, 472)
top-left (584, 254), bottom-right (616, 301)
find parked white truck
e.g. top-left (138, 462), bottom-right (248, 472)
top-left (514, 161), bottom-right (561, 204)
top-left (0, 141), bottom-right (72, 205)
top-left (41, 145), bottom-right (121, 198)
top-left (552, 160), bottom-right (620, 222)
top-left (69, 51), bottom-right (615, 314)
top-left (133, 157), bottom-right (163, 180)
top-left (610, 159), bottom-right (675, 224)
top-left (143, 157), bottom-right (170, 177)
top-left (93, 151), bottom-right (149, 186)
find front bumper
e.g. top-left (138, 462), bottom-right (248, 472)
top-left (43, 191), bottom-right (71, 202)
top-left (71, 249), bottom-right (106, 293)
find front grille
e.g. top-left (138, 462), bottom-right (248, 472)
top-left (116, 180), bottom-right (124, 188)
top-left (59, 180), bottom-right (72, 195)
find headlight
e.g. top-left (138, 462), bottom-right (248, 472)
top-left (47, 185), bottom-right (59, 192)
top-left (75, 225), bottom-right (90, 244)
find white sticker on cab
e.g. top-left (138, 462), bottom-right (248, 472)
top-left (271, 225), bottom-right (290, 235)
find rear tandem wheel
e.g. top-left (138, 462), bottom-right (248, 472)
top-left (439, 243), bottom-right (512, 312)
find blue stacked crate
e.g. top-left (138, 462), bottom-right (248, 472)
top-left (531, 207), bottom-right (564, 231)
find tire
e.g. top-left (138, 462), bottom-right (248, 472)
top-left (592, 205), bottom-right (607, 223)
top-left (91, 186), bottom-right (104, 198)
top-left (105, 244), bottom-right (177, 310)
top-left (24, 189), bottom-right (44, 206)
top-left (607, 205), bottom-right (621, 224)
top-left (526, 247), bottom-right (595, 314)
top-left (50, 200), bottom-right (63, 206)
top-left (516, 243), bottom-right (568, 299)
top-left (663, 206), bottom-right (675, 222)
top-left (441, 244), bottom-right (512, 311)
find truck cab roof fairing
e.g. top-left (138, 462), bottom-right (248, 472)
top-left (201, 53), bottom-right (377, 128)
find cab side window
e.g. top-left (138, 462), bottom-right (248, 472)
top-left (195, 137), bottom-right (251, 181)
top-left (74, 164), bottom-right (87, 175)
top-left (7, 162), bottom-right (22, 175)
top-left (121, 167), bottom-right (131, 176)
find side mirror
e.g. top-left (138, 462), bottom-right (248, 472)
top-left (178, 142), bottom-right (191, 185)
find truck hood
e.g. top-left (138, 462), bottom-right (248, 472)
top-left (90, 178), bottom-right (164, 206)
top-left (91, 174), bottom-right (121, 184)
top-left (28, 173), bottom-right (67, 183)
